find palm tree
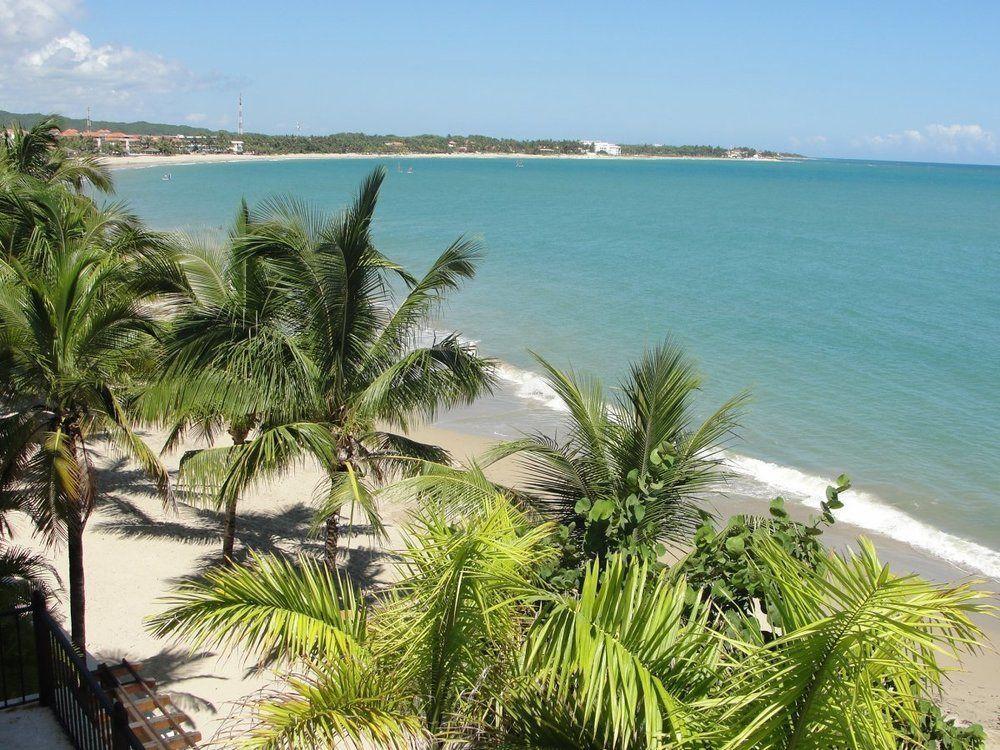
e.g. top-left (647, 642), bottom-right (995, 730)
top-left (160, 168), bottom-right (495, 566)
top-left (0, 195), bottom-right (178, 649)
top-left (0, 116), bottom-right (112, 194)
top-left (150, 495), bottom-right (554, 749)
top-left (148, 492), bottom-right (987, 749)
top-left (142, 201), bottom-right (291, 561)
top-left (0, 542), bottom-right (58, 609)
top-left (481, 342), bottom-right (747, 579)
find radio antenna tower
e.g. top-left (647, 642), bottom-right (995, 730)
top-left (86, 106), bottom-right (92, 130)
top-left (237, 93), bottom-right (244, 136)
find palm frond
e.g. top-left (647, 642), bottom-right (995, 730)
top-left (711, 538), bottom-right (990, 750)
top-left (148, 551), bottom-right (367, 665)
top-left (522, 554), bottom-right (719, 749)
top-left (241, 664), bottom-right (429, 750)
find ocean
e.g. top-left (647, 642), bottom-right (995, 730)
top-left (113, 156), bottom-right (1000, 578)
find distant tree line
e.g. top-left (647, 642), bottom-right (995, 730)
top-left (1, 110), bottom-right (803, 159)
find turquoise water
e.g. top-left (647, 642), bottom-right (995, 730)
top-left (113, 157), bottom-right (1000, 577)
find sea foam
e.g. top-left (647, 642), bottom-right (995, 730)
top-left (494, 362), bottom-right (570, 412)
top-left (723, 453), bottom-right (1000, 580)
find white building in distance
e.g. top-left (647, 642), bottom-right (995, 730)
top-left (583, 139), bottom-right (622, 156)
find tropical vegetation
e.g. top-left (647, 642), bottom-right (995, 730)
top-left (149, 486), bottom-right (989, 749)
top-left (0, 129), bottom-right (180, 647)
top-left (474, 345), bottom-right (746, 589)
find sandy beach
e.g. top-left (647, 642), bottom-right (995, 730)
top-left (6, 415), bottom-right (997, 748)
top-left (102, 151), bottom-right (787, 170)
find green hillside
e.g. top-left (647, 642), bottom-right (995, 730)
top-left (0, 110), bottom-right (216, 136)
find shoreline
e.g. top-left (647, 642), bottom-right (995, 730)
top-left (444, 363), bottom-right (1000, 583)
top-left (103, 151), bottom-right (792, 169)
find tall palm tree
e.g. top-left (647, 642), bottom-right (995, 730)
top-left (148, 492), bottom-right (987, 749)
top-left (481, 343), bottom-right (747, 577)
top-left (142, 201), bottom-right (292, 561)
top-left (0, 116), bottom-right (112, 194)
top-left (0, 195), bottom-right (178, 649)
top-left (161, 168), bottom-right (495, 566)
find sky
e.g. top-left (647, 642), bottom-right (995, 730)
top-left (2, 0), bottom-right (999, 163)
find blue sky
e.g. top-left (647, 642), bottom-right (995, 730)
top-left (2, 0), bottom-right (999, 163)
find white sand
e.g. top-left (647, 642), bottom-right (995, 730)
top-left (102, 152), bottom-right (786, 170)
top-left (7, 423), bottom-right (998, 747)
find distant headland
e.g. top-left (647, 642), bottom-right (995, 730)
top-left (0, 109), bottom-right (803, 162)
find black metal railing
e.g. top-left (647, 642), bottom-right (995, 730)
top-left (0, 592), bottom-right (145, 750)
top-left (0, 599), bottom-right (37, 708)
top-left (32, 592), bottom-right (145, 750)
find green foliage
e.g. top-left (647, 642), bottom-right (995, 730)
top-left (0, 110), bottom-right (214, 137)
top-left (147, 169), bottom-right (495, 563)
top-left (150, 491), bottom-right (990, 750)
top-left (151, 494), bottom-right (555, 748)
top-left (1, 116), bottom-right (112, 193)
top-left (0, 127), bottom-right (176, 647)
top-left (682, 474), bottom-right (851, 623)
top-left (3, 109), bottom-right (803, 158)
top-left (906, 700), bottom-right (986, 750)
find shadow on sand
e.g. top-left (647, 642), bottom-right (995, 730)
top-left (94, 493), bottom-right (396, 591)
top-left (93, 646), bottom-right (221, 715)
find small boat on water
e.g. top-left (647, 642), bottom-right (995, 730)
top-left (407, 166), bottom-right (414, 174)
top-left (161, 173), bottom-right (172, 181)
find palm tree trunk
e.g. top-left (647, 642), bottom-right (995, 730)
top-left (222, 496), bottom-right (238, 562)
top-left (325, 512), bottom-right (339, 568)
top-left (222, 423), bottom-right (250, 561)
top-left (67, 514), bottom-right (86, 652)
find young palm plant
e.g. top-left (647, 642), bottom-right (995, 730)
top-left (482, 342), bottom-right (746, 585)
top-left (704, 537), bottom-right (988, 750)
top-left (160, 168), bottom-right (495, 566)
top-left (0, 194), bottom-right (178, 649)
top-left (149, 494), bottom-right (553, 749)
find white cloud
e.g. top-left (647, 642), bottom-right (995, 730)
top-left (0, 0), bottom-right (225, 116)
top-left (863, 123), bottom-right (996, 157)
top-left (184, 113), bottom-right (208, 123)
top-left (0, 0), bottom-right (78, 43)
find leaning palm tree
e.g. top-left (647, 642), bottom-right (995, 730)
top-left (0, 196), bottom-right (177, 649)
top-left (148, 490), bottom-right (987, 749)
top-left (0, 116), bottom-right (113, 194)
top-left (162, 168), bottom-right (495, 566)
top-left (481, 343), bottom-right (746, 578)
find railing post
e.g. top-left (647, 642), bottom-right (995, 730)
top-left (112, 699), bottom-right (132, 750)
top-left (31, 589), bottom-right (54, 707)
